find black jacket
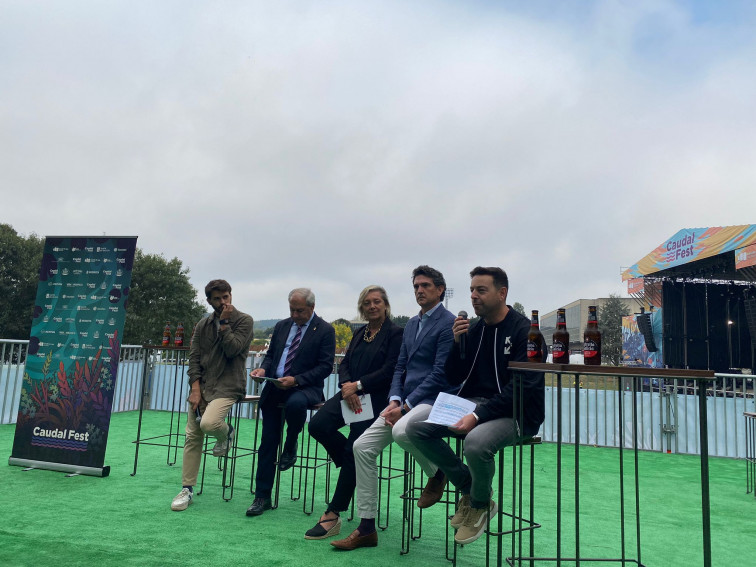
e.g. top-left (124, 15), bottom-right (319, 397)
top-left (337, 320), bottom-right (404, 416)
top-left (445, 308), bottom-right (545, 437)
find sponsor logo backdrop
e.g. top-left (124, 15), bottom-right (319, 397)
top-left (10, 236), bottom-right (137, 471)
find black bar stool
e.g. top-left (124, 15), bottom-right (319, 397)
top-left (400, 436), bottom-right (463, 557)
top-left (198, 394), bottom-right (261, 501)
top-left (492, 435), bottom-right (542, 567)
top-left (745, 412), bottom-right (756, 497)
top-left (347, 442), bottom-right (409, 529)
top-left (448, 435), bottom-right (541, 566)
top-left (273, 402), bottom-right (332, 514)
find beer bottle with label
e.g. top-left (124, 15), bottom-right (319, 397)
top-left (162, 322), bottom-right (171, 347)
top-left (527, 310), bottom-right (545, 362)
top-left (174, 322), bottom-right (185, 347)
top-left (552, 308), bottom-right (570, 364)
top-left (583, 305), bottom-right (601, 365)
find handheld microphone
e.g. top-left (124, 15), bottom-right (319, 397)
top-left (458, 310), bottom-right (468, 360)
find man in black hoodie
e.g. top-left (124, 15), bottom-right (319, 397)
top-left (405, 266), bottom-right (545, 545)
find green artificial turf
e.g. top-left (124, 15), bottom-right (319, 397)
top-left (1, 411), bottom-right (754, 566)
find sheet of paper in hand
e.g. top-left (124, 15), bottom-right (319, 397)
top-left (340, 394), bottom-right (374, 424)
top-left (426, 392), bottom-right (477, 426)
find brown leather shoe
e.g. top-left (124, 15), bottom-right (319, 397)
top-left (330, 529), bottom-right (378, 550)
top-left (417, 473), bottom-right (447, 509)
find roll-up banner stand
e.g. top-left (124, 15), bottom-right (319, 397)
top-left (9, 236), bottom-right (137, 477)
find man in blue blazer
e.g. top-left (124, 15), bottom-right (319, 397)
top-left (332, 265), bottom-right (456, 550)
top-left (247, 288), bottom-right (335, 516)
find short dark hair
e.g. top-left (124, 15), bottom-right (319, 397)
top-left (205, 279), bottom-right (232, 299)
top-left (412, 265), bottom-right (446, 301)
top-left (469, 266), bottom-right (509, 290)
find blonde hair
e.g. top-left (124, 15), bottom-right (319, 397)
top-left (357, 285), bottom-right (391, 321)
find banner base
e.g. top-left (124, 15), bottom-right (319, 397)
top-left (8, 457), bottom-right (110, 478)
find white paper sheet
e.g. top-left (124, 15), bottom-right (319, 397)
top-left (340, 393), bottom-right (375, 424)
top-left (426, 392), bottom-right (477, 426)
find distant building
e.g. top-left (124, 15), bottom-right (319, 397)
top-left (539, 298), bottom-right (637, 352)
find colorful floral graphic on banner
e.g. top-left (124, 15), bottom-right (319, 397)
top-left (622, 312), bottom-right (663, 369)
top-left (11, 236), bottom-right (137, 472)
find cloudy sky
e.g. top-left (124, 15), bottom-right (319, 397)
top-left (3, 1), bottom-right (756, 323)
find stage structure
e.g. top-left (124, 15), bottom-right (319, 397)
top-left (622, 225), bottom-right (756, 373)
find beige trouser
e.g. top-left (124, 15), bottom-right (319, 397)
top-left (352, 403), bottom-right (437, 519)
top-left (181, 397), bottom-right (236, 487)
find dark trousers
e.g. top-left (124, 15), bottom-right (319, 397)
top-left (308, 393), bottom-right (374, 513)
top-left (254, 388), bottom-right (309, 499)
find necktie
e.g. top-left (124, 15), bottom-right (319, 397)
top-left (283, 325), bottom-right (302, 376)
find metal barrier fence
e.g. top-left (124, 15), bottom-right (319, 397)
top-left (542, 372), bottom-right (756, 458)
top-left (2, 339), bottom-right (755, 458)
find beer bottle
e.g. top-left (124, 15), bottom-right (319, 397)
top-left (583, 305), bottom-right (601, 365)
top-left (162, 322), bottom-right (171, 347)
top-left (174, 322), bottom-right (185, 347)
top-left (552, 308), bottom-right (570, 364)
top-left (527, 310), bottom-right (545, 362)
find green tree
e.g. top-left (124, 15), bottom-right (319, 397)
top-left (0, 224), bottom-right (44, 339)
top-left (254, 327), bottom-right (272, 339)
top-left (333, 322), bottom-right (353, 350)
top-left (599, 294), bottom-right (630, 365)
top-left (391, 315), bottom-right (411, 328)
top-left (512, 302), bottom-right (526, 316)
top-left (123, 250), bottom-right (208, 345)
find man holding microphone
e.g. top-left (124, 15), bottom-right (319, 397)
top-left (405, 266), bottom-right (545, 545)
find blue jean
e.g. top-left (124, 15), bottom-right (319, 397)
top-left (405, 397), bottom-right (521, 508)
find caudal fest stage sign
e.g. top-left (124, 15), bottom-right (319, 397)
top-left (9, 236), bottom-right (137, 477)
top-left (621, 225), bottom-right (756, 281)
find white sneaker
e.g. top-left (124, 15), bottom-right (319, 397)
top-left (212, 425), bottom-right (234, 457)
top-left (454, 499), bottom-right (497, 545)
top-left (171, 488), bottom-right (193, 511)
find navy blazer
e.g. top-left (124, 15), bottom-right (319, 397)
top-left (388, 303), bottom-right (457, 407)
top-left (260, 313), bottom-right (336, 406)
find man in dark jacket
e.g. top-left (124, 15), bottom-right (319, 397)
top-left (246, 288), bottom-right (335, 516)
top-left (406, 266), bottom-right (545, 545)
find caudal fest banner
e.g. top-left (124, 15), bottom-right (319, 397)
top-left (9, 236), bottom-right (137, 477)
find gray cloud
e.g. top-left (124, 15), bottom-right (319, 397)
top-left (3, 0), bottom-right (756, 325)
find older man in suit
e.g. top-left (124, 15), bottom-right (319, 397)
top-left (246, 288), bottom-right (335, 517)
top-left (331, 265), bottom-right (456, 550)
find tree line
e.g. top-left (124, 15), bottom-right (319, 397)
top-left (2, 223), bottom-right (628, 362)
top-left (1, 224), bottom-right (207, 345)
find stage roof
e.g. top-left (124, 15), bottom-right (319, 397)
top-left (622, 225), bottom-right (756, 282)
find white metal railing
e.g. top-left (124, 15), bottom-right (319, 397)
top-left (537, 372), bottom-right (756, 458)
top-left (0, 339), bottom-right (28, 425)
top-left (2, 338), bottom-right (755, 458)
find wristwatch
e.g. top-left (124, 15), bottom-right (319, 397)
top-left (400, 403), bottom-right (410, 415)
top-left (219, 319), bottom-right (230, 325)
top-left (356, 380), bottom-right (363, 392)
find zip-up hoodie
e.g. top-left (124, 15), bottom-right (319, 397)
top-left (444, 307), bottom-right (545, 437)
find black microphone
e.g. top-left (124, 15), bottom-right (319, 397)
top-left (458, 310), bottom-right (468, 360)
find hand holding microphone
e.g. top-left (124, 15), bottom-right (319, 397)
top-left (455, 310), bottom-right (469, 360)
